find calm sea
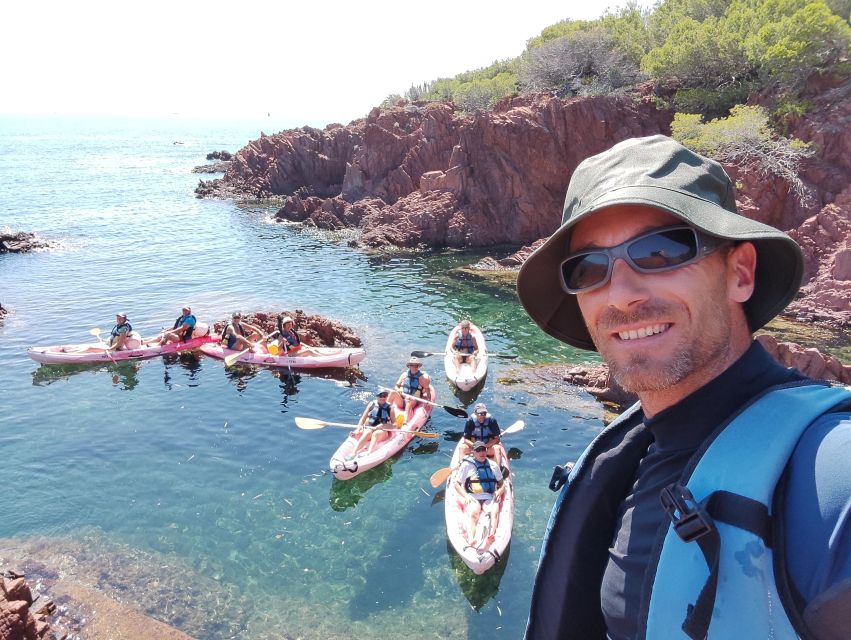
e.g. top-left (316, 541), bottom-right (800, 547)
top-left (0, 114), bottom-right (603, 639)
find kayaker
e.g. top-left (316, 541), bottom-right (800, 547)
top-left (459, 403), bottom-right (502, 467)
top-left (455, 440), bottom-right (505, 548)
top-left (275, 315), bottom-right (311, 355)
top-left (108, 312), bottom-right (133, 351)
top-left (158, 305), bottom-right (197, 345)
top-left (349, 390), bottom-right (399, 459)
top-left (451, 319), bottom-right (479, 370)
top-left (221, 312), bottom-right (262, 351)
top-left (516, 135), bottom-right (851, 640)
top-left (390, 356), bottom-right (431, 420)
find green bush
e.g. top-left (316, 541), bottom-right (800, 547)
top-left (671, 105), bottom-right (814, 200)
top-left (672, 82), bottom-right (757, 118)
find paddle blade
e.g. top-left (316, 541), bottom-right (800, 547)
top-left (410, 350), bottom-right (439, 358)
top-left (89, 328), bottom-right (102, 337)
top-left (444, 406), bottom-right (468, 419)
top-left (267, 343), bottom-right (280, 355)
top-left (430, 466), bottom-right (453, 488)
top-left (413, 430), bottom-right (439, 440)
top-left (502, 420), bottom-right (526, 436)
top-left (490, 353), bottom-right (518, 359)
top-left (223, 349), bottom-right (249, 367)
top-left (294, 417), bottom-right (326, 430)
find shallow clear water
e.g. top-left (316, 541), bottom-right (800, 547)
top-left (0, 114), bottom-right (604, 638)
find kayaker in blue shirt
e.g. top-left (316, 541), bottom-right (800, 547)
top-left (349, 390), bottom-right (400, 459)
top-left (516, 135), bottom-right (851, 640)
top-left (222, 312), bottom-right (263, 351)
top-left (455, 440), bottom-right (505, 548)
top-left (158, 305), bottom-right (197, 345)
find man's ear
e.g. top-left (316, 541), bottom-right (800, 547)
top-left (727, 241), bottom-right (757, 303)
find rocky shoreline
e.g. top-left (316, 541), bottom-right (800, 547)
top-left (0, 232), bottom-right (55, 255)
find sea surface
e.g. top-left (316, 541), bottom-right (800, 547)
top-left (0, 114), bottom-right (603, 639)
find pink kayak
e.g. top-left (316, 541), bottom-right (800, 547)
top-left (330, 388), bottom-right (436, 480)
top-left (200, 343), bottom-right (365, 368)
top-left (27, 324), bottom-right (216, 365)
top-left (443, 440), bottom-right (514, 574)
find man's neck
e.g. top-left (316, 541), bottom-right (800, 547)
top-left (638, 335), bottom-right (753, 419)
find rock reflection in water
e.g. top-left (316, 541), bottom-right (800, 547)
top-left (31, 361), bottom-right (141, 390)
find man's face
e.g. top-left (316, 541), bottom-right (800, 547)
top-left (476, 411), bottom-right (487, 423)
top-left (570, 205), bottom-right (744, 399)
top-left (474, 447), bottom-right (487, 459)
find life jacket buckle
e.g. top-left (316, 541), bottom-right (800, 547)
top-left (548, 464), bottom-right (572, 492)
top-left (660, 483), bottom-right (714, 543)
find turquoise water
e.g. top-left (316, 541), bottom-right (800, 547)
top-left (0, 114), bottom-right (603, 638)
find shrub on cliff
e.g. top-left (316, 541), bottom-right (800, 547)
top-left (671, 105), bottom-right (815, 201)
top-left (518, 27), bottom-right (643, 96)
top-left (419, 59), bottom-right (520, 112)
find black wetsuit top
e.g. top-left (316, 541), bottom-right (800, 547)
top-left (600, 342), bottom-right (806, 639)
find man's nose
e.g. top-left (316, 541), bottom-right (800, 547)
top-left (604, 258), bottom-right (651, 309)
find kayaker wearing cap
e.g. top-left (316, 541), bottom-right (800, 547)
top-left (158, 305), bottom-right (197, 345)
top-left (455, 440), bottom-right (505, 548)
top-left (349, 390), bottom-right (400, 459)
top-left (451, 319), bottom-right (479, 370)
top-left (275, 314), bottom-right (311, 355)
top-left (221, 312), bottom-right (263, 351)
top-left (517, 135), bottom-right (851, 640)
top-left (390, 356), bottom-right (431, 421)
top-left (108, 312), bottom-right (133, 351)
top-left (460, 402), bottom-right (502, 467)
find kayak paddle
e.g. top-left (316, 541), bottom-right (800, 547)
top-left (89, 328), bottom-right (118, 363)
top-left (378, 386), bottom-right (468, 418)
top-left (294, 416), bottom-right (439, 439)
top-left (410, 350), bottom-right (517, 360)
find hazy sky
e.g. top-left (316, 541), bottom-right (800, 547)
top-left (3, 0), bottom-right (642, 127)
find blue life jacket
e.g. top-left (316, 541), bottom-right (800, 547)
top-left (463, 455), bottom-right (498, 494)
top-left (467, 415), bottom-right (497, 442)
top-left (402, 370), bottom-right (423, 396)
top-left (455, 332), bottom-right (475, 353)
top-left (368, 401), bottom-right (392, 426)
top-left (525, 382), bottom-right (851, 640)
top-left (173, 314), bottom-right (196, 341)
top-left (281, 329), bottom-right (300, 348)
top-left (110, 321), bottom-right (132, 338)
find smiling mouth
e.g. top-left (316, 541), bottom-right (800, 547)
top-left (617, 324), bottom-right (670, 341)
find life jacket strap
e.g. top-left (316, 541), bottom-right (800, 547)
top-left (662, 483), bottom-right (772, 640)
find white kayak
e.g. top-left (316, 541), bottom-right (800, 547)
top-left (444, 322), bottom-right (488, 391)
top-left (200, 343), bottom-right (365, 368)
top-left (443, 440), bottom-right (513, 575)
top-left (329, 388), bottom-right (436, 480)
top-left (27, 323), bottom-right (215, 365)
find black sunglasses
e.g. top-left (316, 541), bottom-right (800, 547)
top-left (559, 224), bottom-right (729, 294)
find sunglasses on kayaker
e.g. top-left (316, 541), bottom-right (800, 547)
top-left (559, 224), bottom-right (730, 294)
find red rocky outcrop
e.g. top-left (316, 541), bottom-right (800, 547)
top-left (0, 573), bottom-right (52, 640)
top-left (197, 93), bottom-right (670, 247)
top-left (212, 310), bottom-right (361, 348)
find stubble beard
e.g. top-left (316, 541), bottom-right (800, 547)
top-left (592, 298), bottom-right (732, 394)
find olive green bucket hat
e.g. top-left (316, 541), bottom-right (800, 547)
top-left (516, 135), bottom-right (804, 351)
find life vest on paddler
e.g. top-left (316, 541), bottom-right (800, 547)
top-left (280, 329), bottom-right (301, 351)
top-left (468, 416), bottom-right (497, 443)
top-left (368, 401), bottom-right (393, 426)
top-left (463, 456), bottom-right (498, 494)
top-left (222, 322), bottom-right (247, 349)
top-left (402, 369), bottom-right (423, 396)
top-left (110, 321), bottom-right (132, 338)
top-left (455, 332), bottom-right (475, 353)
top-left (173, 314), bottom-right (196, 341)
top-left (525, 382), bottom-right (851, 640)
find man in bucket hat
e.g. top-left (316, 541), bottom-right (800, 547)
top-left (517, 135), bottom-right (851, 640)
